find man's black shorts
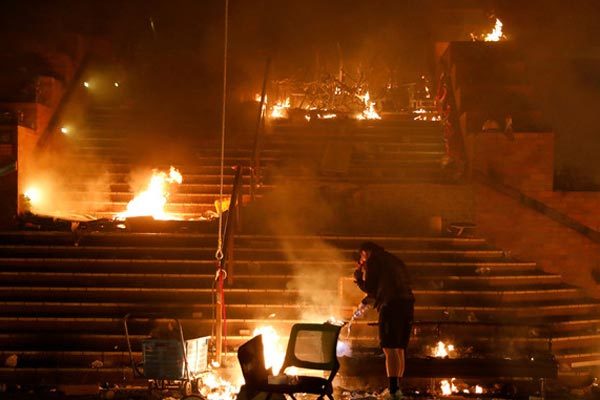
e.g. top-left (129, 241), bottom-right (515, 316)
top-left (378, 298), bottom-right (414, 349)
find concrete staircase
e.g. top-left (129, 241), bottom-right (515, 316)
top-left (52, 104), bottom-right (447, 220)
top-left (0, 231), bottom-right (598, 385)
top-left (3, 66), bottom-right (599, 388)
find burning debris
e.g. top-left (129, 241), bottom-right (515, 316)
top-left (471, 18), bottom-right (507, 42)
top-left (355, 91), bottom-right (381, 120)
top-left (115, 166), bottom-right (182, 220)
top-left (270, 97), bottom-right (291, 119)
top-left (413, 108), bottom-right (440, 121)
top-left (431, 341), bottom-right (456, 358)
top-left (196, 370), bottom-right (240, 400)
top-left (264, 73), bottom-right (383, 122)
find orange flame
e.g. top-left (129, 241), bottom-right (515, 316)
top-left (440, 378), bottom-right (458, 396)
top-left (356, 91), bottom-right (381, 120)
top-left (115, 166), bottom-right (182, 220)
top-left (199, 371), bottom-right (240, 400)
top-left (432, 341), bottom-right (455, 358)
top-left (270, 98), bottom-right (291, 119)
top-left (484, 18), bottom-right (505, 41)
top-left (253, 326), bottom-right (286, 375)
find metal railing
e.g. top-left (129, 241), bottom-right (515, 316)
top-left (250, 58), bottom-right (271, 200)
top-left (221, 165), bottom-right (244, 280)
top-left (214, 165), bottom-right (244, 364)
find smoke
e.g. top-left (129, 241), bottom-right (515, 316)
top-left (20, 140), bottom-right (112, 220)
top-left (248, 169), bottom-right (353, 324)
top-left (280, 236), bottom-right (347, 323)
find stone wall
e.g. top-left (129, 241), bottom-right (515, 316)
top-left (474, 183), bottom-right (600, 298)
top-left (465, 131), bottom-right (554, 192)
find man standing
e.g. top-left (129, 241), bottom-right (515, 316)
top-left (353, 242), bottom-right (415, 399)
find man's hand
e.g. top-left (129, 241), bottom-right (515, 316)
top-left (353, 266), bottom-right (364, 284)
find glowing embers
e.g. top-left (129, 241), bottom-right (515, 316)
top-left (197, 371), bottom-right (240, 400)
top-left (115, 166), bottom-right (183, 220)
top-left (355, 91), bottom-right (381, 120)
top-left (440, 379), bottom-right (485, 396)
top-left (413, 108), bottom-right (441, 121)
top-left (471, 18), bottom-right (508, 42)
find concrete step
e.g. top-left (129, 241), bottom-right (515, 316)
top-left (0, 245), bottom-right (507, 261)
top-left (0, 271), bottom-right (563, 289)
top-left (0, 258), bottom-right (538, 276)
top-left (0, 232), bottom-right (489, 248)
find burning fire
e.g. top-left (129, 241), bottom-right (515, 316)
top-left (484, 18), bottom-right (506, 41)
top-left (254, 93), bottom-right (267, 103)
top-left (23, 186), bottom-right (42, 208)
top-left (198, 371), bottom-right (240, 400)
top-left (432, 341), bottom-right (455, 358)
top-left (440, 378), bottom-right (457, 396)
top-left (270, 97), bottom-right (291, 119)
top-left (115, 166), bottom-right (182, 220)
top-left (440, 379), bottom-right (484, 396)
top-left (413, 108), bottom-right (441, 121)
top-left (472, 18), bottom-right (507, 42)
top-left (356, 91), bottom-right (381, 120)
top-left (253, 326), bottom-right (286, 375)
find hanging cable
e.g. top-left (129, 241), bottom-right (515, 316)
top-left (212, 0), bottom-right (230, 367)
top-left (216, 0), bottom-right (229, 262)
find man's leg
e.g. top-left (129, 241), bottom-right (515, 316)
top-left (383, 348), bottom-right (401, 395)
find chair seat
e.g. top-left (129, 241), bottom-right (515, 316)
top-left (255, 375), bottom-right (333, 395)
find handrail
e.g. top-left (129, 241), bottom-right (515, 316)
top-left (250, 57), bottom-right (271, 201)
top-left (214, 165), bottom-right (244, 364)
top-left (221, 165), bottom-right (244, 281)
top-left (0, 161), bottom-right (17, 178)
top-left (475, 171), bottom-right (600, 244)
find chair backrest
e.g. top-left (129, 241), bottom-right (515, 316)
top-left (280, 323), bottom-right (342, 382)
top-left (237, 334), bottom-right (269, 385)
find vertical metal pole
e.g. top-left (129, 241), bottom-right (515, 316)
top-left (251, 58), bottom-right (271, 200)
top-left (215, 0), bottom-right (229, 366)
top-left (216, 268), bottom-right (223, 365)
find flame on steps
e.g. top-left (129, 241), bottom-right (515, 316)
top-left (432, 341), bottom-right (455, 358)
top-left (484, 18), bottom-right (506, 41)
top-left (115, 166), bottom-right (182, 220)
top-left (270, 97), bottom-right (291, 119)
top-left (198, 371), bottom-right (240, 400)
top-left (440, 378), bottom-right (485, 396)
top-left (440, 378), bottom-right (457, 396)
top-left (356, 91), bottom-right (381, 120)
top-left (472, 18), bottom-right (507, 42)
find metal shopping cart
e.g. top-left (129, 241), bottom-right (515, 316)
top-left (123, 313), bottom-right (208, 398)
